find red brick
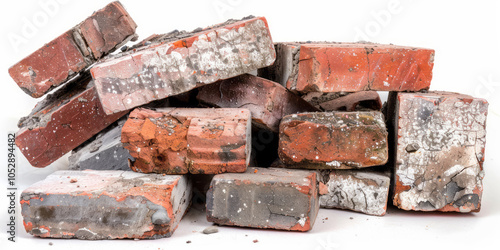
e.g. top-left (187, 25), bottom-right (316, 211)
top-left (121, 108), bottom-right (251, 174)
top-left (206, 167), bottom-right (319, 231)
top-left (279, 111), bottom-right (388, 169)
top-left (15, 78), bottom-right (127, 168)
top-left (390, 92), bottom-right (488, 212)
top-left (259, 42), bottom-right (434, 93)
top-left (9, 1), bottom-right (137, 98)
top-left (90, 16), bottom-right (276, 114)
top-left (20, 170), bottom-right (192, 239)
top-left (197, 74), bottom-right (318, 132)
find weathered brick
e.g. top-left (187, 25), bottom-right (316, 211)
top-left (318, 169), bottom-right (390, 216)
top-left (20, 170), bottom-right (192, 239)
top-left (91, 16), bottom-right (276, 114)
top-left (206, 167), bottom-right (318, 231)
top-left (121, 108), bottom-right (251, 174)
top-left (69, 118), bottom-right (133, 171)
top-left (9, 1), bottom-right (137, 98)
top-left (391, 92), bottom-right (488, 212)
top-left (197, 74), bottom-right (318, 132)
top-left (16, 78), bottom-right (127, 168)
top-left (258, 42), bottom-right (434, 93)
top-left (279, 111), bottom-right (388, 169)
top-left (303, 91), bottom-right (382, 111)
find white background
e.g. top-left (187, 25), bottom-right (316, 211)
top-left (1, 0), bottom-right (499, 249)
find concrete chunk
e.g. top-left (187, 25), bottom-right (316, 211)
top-left (20, 170), bottom-right (192, 239)
top-left (279, 111), bottom-right (388, 169)
top-left (121, 108), bottom-right (251, 174)
top-left (206, 167), bottom-right (318, 231)
top-left (391, 91), bottom-right (488, 212)
top-left (91, 16), bottom-right (276, 114)
top-left (319, 169), bottom-right (390, 216)
top-left (9, 1), bottom-right (137, 98)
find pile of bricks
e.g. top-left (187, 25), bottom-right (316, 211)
top-left (12, 2), bottom-right (488, 240)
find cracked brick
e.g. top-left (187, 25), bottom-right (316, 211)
top-left (197, 74), bottom-right (318, 132)
top-left (90, 16), bottom-right (276, 114)
top-left (20, 170), bottom-right (192, 239)
top-left (69, 118), bottom-right (133, 171)
top-left (390, 91), bottom-right (488, 212)
top-left (121, 108), bottom-right (251, 174)
top-left (9, 1), bottom-right (137, 98)
top-left (279, 111), bottom-right (388, 169)
top-left (258, 42), bottom-right (434, 94)
top-left (319, 169), bottom-right (390, 216)
top-left (15, 78), bottom-right (127, 168)
top-left (206, 167), bottom-right (318, 231)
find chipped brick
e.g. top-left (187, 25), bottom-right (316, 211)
top-left (15, 78), bottom-right (127, 168)
top-left (9, 1), bottom-right (137, 98)
top-left (121, 108), bottom-right (251, 174)
top-left (279, 111), bottom-right (388, 169)
top-left (391, 92), bottom-right (488, 212)
top-left (91, 16), bottom-right (276, 114)
top-left (69, 118), bottom-right (133, 171)
top-left (206, 167), bottom-right (318, 231)
top-left (197, 74), bottom-right (318, 132)
top-left (259, 42), bottom-right (434, 94)
top-left (319, 169), bottom-right (390, 216)
top-left (20, 170), bottom-right (192, 239)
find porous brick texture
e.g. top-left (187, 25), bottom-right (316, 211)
top-left (197, 74), bottom-right (318, 132)
top-left (392, 91), bottom-right (488, 212)
top-left (91, 16), bottom-right (276, 114)
top-left (206, 167), bottom-right (318, 231)
top-left (319, 169), bottom-right (390, 216)
top-left (9, 1), bottom-right (137, 98)
top-left (259, 42), bottom-right (434, 94)
top-left (279, 111), bottom-right (388, 169)
top-left (121, 108), bottom-right (251, 174)
top-left (69, 118), bottom-right (133, 171)
top-left (15, 78), bottom-right (127, 168)
top-left (20, 170), bottom-right (192, 239)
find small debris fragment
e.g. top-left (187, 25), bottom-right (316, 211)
top-left (202, 226), bottom-right (219, 235)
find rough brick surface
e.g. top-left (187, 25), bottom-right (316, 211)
top-left (69, 118), bottom-right (133, 171)
top-left (206, 167), bottom-right (318, 231)
top-left (258, 42), bottom-right (434, 93)
top-left (91, 16), bottom-right (276, 114)
top-left (319, 169), bottom-right (390, 216)
top-left (279, 111), bottom-right (388, 169)
top-left (303, 91), bottom-right (382, 111)
top-left (16, 78), bottom-right (127, 168)
top-left (121, 108), bottom-right (251, 174)
top-left (9, 1), bottom-right (137, 98)
top-left (391, 92), bottom-right (488, 212)
top-left (197, 74), bottom-right (318, 132)
top-left (20, 170), bottom-right (192, 239)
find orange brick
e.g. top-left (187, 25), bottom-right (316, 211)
top-left (121, 108), bottom-right (251, 174)
top-left (259, 42), bottom-right (434, 93)
top-left (279, 111), bottom-right (388, 169)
